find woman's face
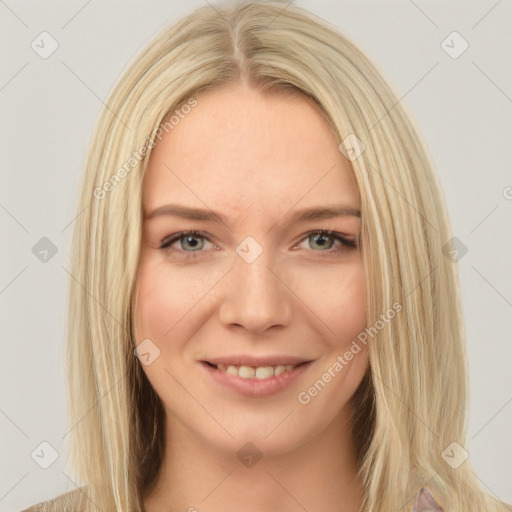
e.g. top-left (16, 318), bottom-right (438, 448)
top-left (134, 85), bottom-right (368, 458)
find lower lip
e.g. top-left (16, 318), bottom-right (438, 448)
top-left (199, 361), bottom-right (313, 398)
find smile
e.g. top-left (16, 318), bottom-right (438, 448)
top-left (206, 361), bottom-right (303, 379)
top-left (200, 360), bottom-right (313, 398)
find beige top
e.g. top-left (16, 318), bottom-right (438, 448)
top-left (20, 487), bottom-right (87, 512)
top-left (21, 485), bottom-right (444, 511)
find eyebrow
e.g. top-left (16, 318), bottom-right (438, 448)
top-left (145, 204), bottom-right (360, 226)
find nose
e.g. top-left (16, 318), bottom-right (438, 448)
top-left (218, 248), bottom-right (294, 334)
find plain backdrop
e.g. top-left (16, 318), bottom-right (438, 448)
top-left (1, 1), bottom-right (511, 510)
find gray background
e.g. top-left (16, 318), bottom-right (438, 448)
top-left (1, 1), bottom-right (511, 510)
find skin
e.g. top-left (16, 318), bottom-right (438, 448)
top-left (133, 84), bottom-right (369, 512)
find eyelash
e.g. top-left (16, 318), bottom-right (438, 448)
top-left (159, 230), bottom-right (357, 260)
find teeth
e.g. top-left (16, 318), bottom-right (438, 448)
top-left (255, 366), bottom-right (273, 379)
top-left (239, 366), bottom-right (255, 378)
top-left (215, 363), bottom-right (295, 379)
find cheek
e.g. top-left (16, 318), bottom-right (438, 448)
top-left (133, 259), bottom-right (191, 353)
top-left (132, 253), bottom-right (230, 376)
top-left (304, 261), bottom-right (366, 344)
top-left (133, 255), bottom-right (208, 342)
top-left (132, 258), bottom-right (206, 401)
top-left (339, 263), bottom-right (366, 336)
top-left (134, 262), bottom-right (172, 341)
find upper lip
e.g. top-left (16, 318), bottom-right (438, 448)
top-left (202, 355), bottom-right (313, 367)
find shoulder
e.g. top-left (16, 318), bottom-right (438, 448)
top-left (20, 487), bottom-right (88, 512)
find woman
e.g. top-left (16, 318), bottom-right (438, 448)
top-left (22, 1), bottom-right (512, 511)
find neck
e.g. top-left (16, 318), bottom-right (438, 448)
top-left (144, 410), bottom-right (364, 512)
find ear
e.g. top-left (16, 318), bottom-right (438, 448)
top-left (412, 487), bottom-right (444, 512)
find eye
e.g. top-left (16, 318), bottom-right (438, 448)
top-left (160, 230), bottom-right (216, 258)
top-left (159, 229), bottom-right (358, 260)
top-left (295, 230), bottom-right (358, 256)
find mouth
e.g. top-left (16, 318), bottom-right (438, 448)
top-left (202, 360), bottom-right (311, 380)
top-left (199, 358), bottom-right (314, 398)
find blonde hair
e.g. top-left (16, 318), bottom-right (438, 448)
top-left (63, 1), bottom-right (512, 511)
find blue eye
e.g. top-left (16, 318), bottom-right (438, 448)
top-left (159, 229), bottom-right (357, 259)
top-left (302, 230), bottom-right (357, 254)
top-left (160, 230), bottom-right (213, 254)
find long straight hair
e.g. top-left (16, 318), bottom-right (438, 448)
top-left (64, 1), bottom-right (512, 511)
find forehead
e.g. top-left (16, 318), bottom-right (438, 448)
top-left (142, 86), bottom-right (360, 225)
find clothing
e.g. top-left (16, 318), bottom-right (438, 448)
top-left (20, 487), bottom-right (86, 512)
top-left (21, 485), bottom-right (443, 511)
top-left (413, 486), bottom-right (444, 511)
